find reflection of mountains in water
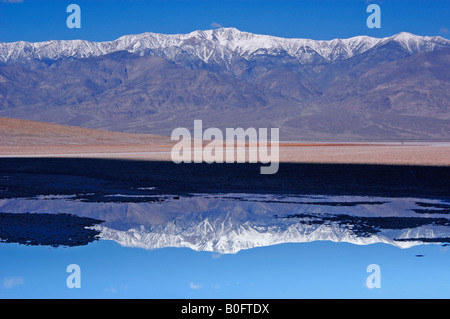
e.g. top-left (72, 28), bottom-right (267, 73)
top-left (1, 193), bottom-right (449, 253)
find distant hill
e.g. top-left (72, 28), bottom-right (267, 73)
top-left (0, 116), bottom-right (168, 146)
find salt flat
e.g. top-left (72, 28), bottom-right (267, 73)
top-left (1, 117), bottom-right (449, 166)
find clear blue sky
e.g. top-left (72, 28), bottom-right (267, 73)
top-left (1, 240), bottom-right (449, 298)
top-left (0, 0), bottom-right (449, 43)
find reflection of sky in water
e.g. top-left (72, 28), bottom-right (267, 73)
top-left (1, 239), bottom-right (449, 298)
top-left (1, 193), bottom-right (449, 298)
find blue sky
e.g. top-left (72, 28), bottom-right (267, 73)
top-left (0, 0), bottom-right (449, 43)
top-left (1, 239), bottom-right (449, 298)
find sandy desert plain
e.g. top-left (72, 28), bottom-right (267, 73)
top-left (0, 116), bottom-right (449, 166)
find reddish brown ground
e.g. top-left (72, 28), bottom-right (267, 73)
top-left (1, 117), bottom-right (449, 166)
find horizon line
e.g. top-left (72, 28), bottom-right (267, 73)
top-left (1, 28), bottom-right (448, 45)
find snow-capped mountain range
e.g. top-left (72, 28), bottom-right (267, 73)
top-left (1, 28), bottom-right (449, 66)
top-left (1, 193), bottom-right (449, 253)
top-left (93, 194), bottom-right (450, 253)
top-left (1, 28), bottom-right (449, 140)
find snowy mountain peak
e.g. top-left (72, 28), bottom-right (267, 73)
top-left (384, 31), bottom-right (449, 52)
top-left (0, 28), bottom-right (449, 66)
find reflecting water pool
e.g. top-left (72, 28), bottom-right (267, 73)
top-left (1, 159), bottom-right (449, 298)
top-left (1, 238), bottom-right (449, 299)
top-left (1, 193), bottom-right (449, 299)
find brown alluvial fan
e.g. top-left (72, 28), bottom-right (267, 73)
top-left (0, 28), bottom-right (449, 141)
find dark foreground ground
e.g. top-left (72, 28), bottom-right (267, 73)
top-left (0, 212), bottom-right (103, 247)
top-left (0, 158), bottom-right (449, 200)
